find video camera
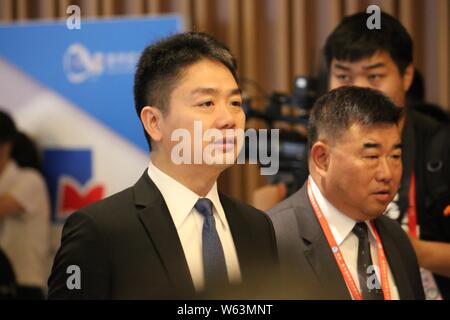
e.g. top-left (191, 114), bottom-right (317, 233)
top-left (242, 76), bottom-right (319, 196)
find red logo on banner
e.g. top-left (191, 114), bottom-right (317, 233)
top-left (61, 183), bottom-right (104, 212)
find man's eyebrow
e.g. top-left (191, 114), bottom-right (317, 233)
top-left (229, 88), bottom-right (242, 97)
top-left (191, 88), bottom-right (219, 96)
top-left (363, 142), bottom-right (381, 149)
top-left (190, 87), bottom-right (242, 97)
top-left (362, 143), bottom-right (403, 150)
top-left (333, 63), bottom-right (351, 71)
top-left (363, 62), bottom-right (386, 70)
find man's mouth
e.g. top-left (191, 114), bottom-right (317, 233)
top-left (372, 189), bottom-right (391, 203)
top-left (213, 137), bottom-right (236, 146)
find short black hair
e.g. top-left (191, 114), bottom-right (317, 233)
top-left (308, 86), bottom-right (402, 150)
top-left (324, 11), bottom-right (413, 75)
top-left (134, 32), bottom-right (238, 149)
top-left (0, 109), bottom-right (17, 144)
top-left (12, 132), bottom-right (43, 173)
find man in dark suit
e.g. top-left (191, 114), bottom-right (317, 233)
top-left (48, 32), bottom-right (278, 299)
top-left (268, 86), bottom-right (425, 300)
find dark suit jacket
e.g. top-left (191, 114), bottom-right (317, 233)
top-left (48, 172), bottom-right (278, 299)
top-left (268, 184), bottom-right (425, 300)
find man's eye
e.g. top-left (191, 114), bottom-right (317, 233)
top-left (368, 74), bottom-right (384, 81)
top-left (336, 74), bottom-right (350, 82)
top-left (365, 155), bottom-right (379, 160)
top-left (199, 101), bottom-right (214, 107)
top-left (390, 154), bottom-right (401, 160)
top-left (231, 100), bottom-right (242, 108)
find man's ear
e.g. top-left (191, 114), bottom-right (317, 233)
top-left (402, 64), bottom-right (414, 92)
top-left (140, 106), bottom-right (163, 142)
top-left (310, 141), bottom-right (330, 177)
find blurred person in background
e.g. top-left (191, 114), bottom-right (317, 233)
top-left (406, 69), bottom-right (450, 123)
top-left (0, 109), bottom-right (50, 299)
top-left (323, 11), bottom-right (450, 299)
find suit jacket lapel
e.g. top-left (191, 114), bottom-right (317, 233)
top-left (133, 172), bottom-right (195, 297)
top-left (374, 218), bottom-right (415, 299)
top-left (219, 193), bottom-right (255, 283)
top-left (292, 185), bottom-right (351, 299)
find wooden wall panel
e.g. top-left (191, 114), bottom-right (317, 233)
top-left (436, 0), bottom-right (449, 109)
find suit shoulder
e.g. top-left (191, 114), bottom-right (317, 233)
top-left (77, 186), bottom-right (134, 221)
top-left (267, 192), bottom-right (296, 218)
top-left (221, 193), bottom-right (269, 222)
top-left (410, 109), bottom-right (442, 136)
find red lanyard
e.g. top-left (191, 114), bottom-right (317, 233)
top-left (307, 178), bottom-right (392, 300)
top-left (407, 171), bottom-right (418, 238)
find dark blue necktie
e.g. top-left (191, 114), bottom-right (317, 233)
top-left (194, 198), bottom-right (228, 290)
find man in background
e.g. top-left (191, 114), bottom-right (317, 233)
top-left (256, 11), bottom-right (450, 298)
top-left (269, 86), bottom-right (425, 299)
top-left (0, 110), bottom-right (50, 299)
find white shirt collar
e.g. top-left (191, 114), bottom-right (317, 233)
top-left (147, 160), bottom-right (228, 229)
top-left (309, 176), bottom-right (376, 245)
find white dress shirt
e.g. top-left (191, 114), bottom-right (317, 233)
top-left (147, 161), bottom-right (241, 291)
top-left (309, 176), bottom-right (400, 300)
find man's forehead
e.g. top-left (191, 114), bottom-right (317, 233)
top-left (343, 123), bottom-right (401, 143)
top-left (331, 51), bottom-right (392, 69)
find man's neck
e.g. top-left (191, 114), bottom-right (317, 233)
top-left (151, 153), bottom-right (220, 197)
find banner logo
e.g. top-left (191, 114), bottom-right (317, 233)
top-left (43, 149), bottom-right (105, 223)
top-left (63, 43), bottom-right (140, 84)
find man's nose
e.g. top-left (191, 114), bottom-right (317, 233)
top-left (215, 104), bottom-right (236, 129)
top-left (353, 77), bottom-right (372, 89)
top-left (376, 157), bottom-right (394, 183)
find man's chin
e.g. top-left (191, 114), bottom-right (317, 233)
top-left (202, 151), bottom-right (239, 166)
top-left (364, 206), bottom-right (389, 220)
top-left (195, 160), bottom-right (236, 171)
